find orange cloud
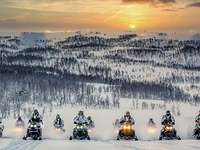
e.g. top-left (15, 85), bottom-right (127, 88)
top-left (187, 2), bottom-right (200, 8)
top-left (122, 0), bottom-right (176, 4)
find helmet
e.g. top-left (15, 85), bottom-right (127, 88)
top-left (18, 116), bottom-right (22, 121)
top-left (126, 111), bottom-right (130, 116)
top-left (78, 110), bottom-right (84, 116)
top-left (149, 118), bottom-right (153, 121)
top-left (166, 110), bottom-right (171, 116)
top-left (34, 109), bottom-right (39, 114)
top-left (56, 114), bottom-right (60, 119)
top-left (33, 109), bottom-right (39, 118)
top-left (87, 116), bottom-right (91, 120)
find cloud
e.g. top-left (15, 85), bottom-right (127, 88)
top-left (187, 2), bottom-right (200, 8)
top-left (162, 8), bottom-right (176, 11)
top-left (159, 0), bottom-right (176, 3)
top-left (122, 0), bottom-right (176, 4)
top-left (122, 0), bottom-right (153, 3)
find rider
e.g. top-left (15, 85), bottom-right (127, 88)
top-left (26, 109), bottom-right (43, 138)
top-left (73, 110), bottom-right (88, 125)
top-left (195, 110), bottom-right (200, 124)
top-left (28, 109), bottom-right (43, 124)
top-left (161, 110), bottom-right (175, 125)
top-left (54, 114), bottom-right (64, 128)
top-left (160, 110), bottom-right (176, 138)
top-left (16, 115), bottom-right (25, 127)
top-left (120, 111), bottom-right (135, 125)
top-left (114, 119), bottom-right (120, 127)
top-left (194, 110), bottom-right (200, 134)
top-left (118, 111), bottom-right (136, 139)
top-left (147, 118), bottom-right (156, 127)
top-left (87, 116), bottom-right (95, 128)
top-left (0, 118), bottom-right (4, 131)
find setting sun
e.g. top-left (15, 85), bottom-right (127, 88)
top-left (129, 24), bottom-right (136, 29)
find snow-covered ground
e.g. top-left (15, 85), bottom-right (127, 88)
top-left (0, 98), bottom-right (200, 150)
top-left (0, 139), bottom-right (200, 150)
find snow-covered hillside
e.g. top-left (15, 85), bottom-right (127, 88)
top-left (1, 31), bottom-right (200, 104)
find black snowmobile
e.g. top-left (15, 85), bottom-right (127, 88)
top-left (69, 123), bottom-right (90, 140)
top-left (117, 122), bottom-right (138, 140)
top-left (194, 123), bottom-right (200, 140)
top-left (23, 121), bottom-right (42, 140)
top-left (159, 123), bottom-right (181, 140)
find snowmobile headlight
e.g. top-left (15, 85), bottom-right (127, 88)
top-left (123, 125), bottom-right (127, 130)
top-left (166, 126), bottom-right (173, 130)
top-left (148, 127), bottom-right (156, 134)
top-left (31, 124), bottom-right (37, 128)
top-left (80, 126), bottom-right (83, 129)
top-left (123, 125), bottom-right (131, 130)
top-left (127, 125), bottom-right (131, 130)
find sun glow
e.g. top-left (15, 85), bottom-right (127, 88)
top-left (129, 24), bottom-right (136, 29)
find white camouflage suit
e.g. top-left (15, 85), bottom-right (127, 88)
top-left (73, 115), bottom-right (89, 125)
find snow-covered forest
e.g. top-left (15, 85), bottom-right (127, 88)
top-left (0, 32), bottom-right (200, 118)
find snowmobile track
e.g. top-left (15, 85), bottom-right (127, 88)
top-left (0, 139), bottom-right (41, 150)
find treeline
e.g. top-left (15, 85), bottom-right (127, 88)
top-left (0, 64), bottom-right (197, 103)
top-left (0, 73), bottom-right (120, 118)
top-left (1, 33), bottom-right (200, 108)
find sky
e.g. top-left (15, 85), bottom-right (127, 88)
top-left (0, 0), bottom-right (200, 33)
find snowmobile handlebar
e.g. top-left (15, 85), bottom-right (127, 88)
top-left (74, 122), bottom-right (87, 125)
top-left (195, 120), bottom-right (200, 124)
top-left (120, 120), bottom-right (134, 125)
top-left (162, 121), bottom-right (175, 126)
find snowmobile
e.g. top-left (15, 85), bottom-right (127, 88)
top-left (86, 122), bottom-right (95, 133)
top-left (69, 123), bottom-right (90, 140)
top-left (0, 125), bottom-right (4, 138)
top-left (147, 119), bottom-right (157, 134)
top-left (159, 123), bottom-right (181, 140)
top-left (194, 123), bottom-right (200, 140)
top-left (23, 121), bottom-right (42, 140)
top-left (16, 120), bottom-right (25, 128)
top-left (13, 116), bottom-right (25, 134)
top-left (54, 124), bottom-right (66, 133)
top-left (13, 118), bottom-right (25, 134)
top-left (86, 124), bottom-right (94, 134)
top-left (147, 125), bottom-right (157, 134)
top-left (117, 122), bottom-right (138, 140)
